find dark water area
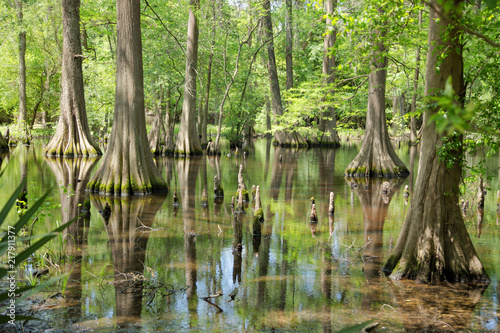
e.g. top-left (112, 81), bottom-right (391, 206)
top-left (1, 139), bottom-right (500, 332)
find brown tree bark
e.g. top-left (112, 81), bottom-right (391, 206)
top-left (262, 0), bottom-right (306, 147)
top-left (45, 0), bottom-right (101, 156)
top-left (162, 87), bottom-right (177, 155)
top-left (175, 0), bottom-right (202, 156)
top-left (15, 0), bottom-right (27, 126)
top-left (344, 7), bottom-right (408, 178)
top-left (149, 89), bottom-right (163, 155)
top-left (317, 0), bottom-right (340, 147)
top-left (383, 0), bottom-right (489, 284)
top-left (87, 0), bottom-right (167, 195)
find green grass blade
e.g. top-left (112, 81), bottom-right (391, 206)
top-left (0, 178), bottom-right (27, 229)
top-left (14, 217), bottom-right (76, 264)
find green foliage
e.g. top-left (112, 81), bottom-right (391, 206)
top-left (0, 178), bottom-right (74, 324)
top-left (428, 77), bottom-right (474, 135)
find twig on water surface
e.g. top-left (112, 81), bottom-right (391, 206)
top-left (136, 218), bottom-right (163, 232)
top-left (218, 224), bottom-right (223, 236)
top-left (342, 237), bottom-right (356, 255)
top-left (202, 297), bottom-right (224, 312)
top-left (357, 237), bottom-right (372, 253)
top-left (201, 292), bottom-right (224, 313)
top-left (381, 304), bottom-right (397, 312)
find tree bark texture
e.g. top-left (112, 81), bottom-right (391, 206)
top-left (176, 0), bottom-right (202, 156)
top-left (344, 7), bottom-right (408, 178)
top-left (162, 87), bottom-right (176, 155)
top-left (262, 0), bottom-right (306, 147)
top-left (317, 0), bottom-right (340, 147)
top-left (15, 0), bottom-right (27, 125)
top-left (87, 0), bottom-right (167, 195)
top-left (45, 0), bottom-right (101, 157)
top-left (149, 92), bottom-right (163, 155)
top-left (383, 0), bottom-right (489, 284)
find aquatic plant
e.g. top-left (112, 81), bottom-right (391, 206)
top-left (0, 178), bottom-right (74, 324)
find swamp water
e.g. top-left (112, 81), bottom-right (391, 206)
top-left (1, 139), bottom-right (500, 332)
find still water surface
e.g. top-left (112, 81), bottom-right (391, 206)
top-left (1, 139), bottom-right (500, 332)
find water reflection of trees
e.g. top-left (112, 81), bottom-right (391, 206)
top-left (45, 156), bottom-right (99, 314)
top-left (92, 195), bottom-right (165, 324)
top-left (346, 178), bottom-right (401, 311)
top-left (176, 158), bottom-right (200, 319)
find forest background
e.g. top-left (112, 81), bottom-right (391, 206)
top-left (0, 0), bottom-right (497, 152)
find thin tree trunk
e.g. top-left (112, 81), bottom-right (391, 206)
top-left (15, 0), bottom-right (27, 126)
top-left (88, 0), bottom-right (167, 195)
top-left (262, 0), bottom-right (306, 147)
top-left (176, 0), bottom-right (202, 156)
top-left (410, 10), bottom-right (422, 144)
top-left (45, 0), bottom-right (101, 156)
top-left (163, 87), bottom-right (177, 155)
top-left (383, 0), bottom-right (489, 284)
top-left (317, 0), bottom-right (340, 147)
top-left (149, 89), bottom-right (163, 155)
top-left (344, 6), bottom-right (408, 178)
top-left (31, 68), bottom-right (53, 129)
top-left (200, 0), bottom-right (216, 149)
top-left (285, 0), bottom-right (293, 91)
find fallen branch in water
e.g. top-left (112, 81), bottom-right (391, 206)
top-left (201, 292), bottom-right (224, 312)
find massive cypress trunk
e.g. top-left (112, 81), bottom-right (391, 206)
top-left (15, 0), bottom-right (27, 126)
top-left (175, 0), bottom-right (202, 156)
top-left (45, 0), bottom-right (101, 157)
top-left (382, 0), bottom-right (489, 284)
top-left (317, 0), bottom-right (340, 147)
top-left (344, 6), bottom-right (408, 178)
top-left (87, 0), bottom-right (167, 195)
top-left (262, 0), bottom-right (306, 147)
